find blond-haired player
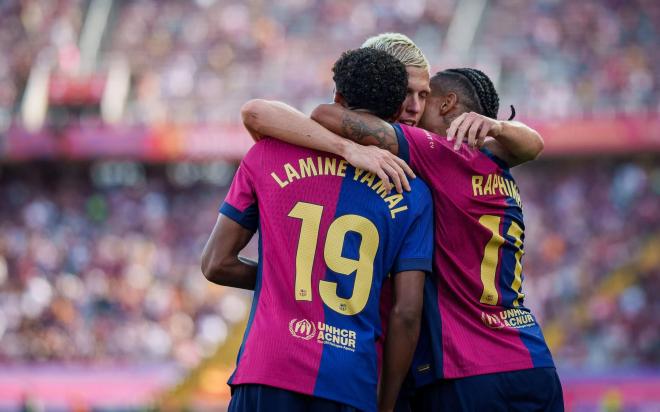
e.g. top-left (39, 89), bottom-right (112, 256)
top-left (362, 33), bottom-right (431, 129)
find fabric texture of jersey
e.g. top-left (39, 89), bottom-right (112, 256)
top-left (220, 138), bottom-right (434, 411)
top-left (393, 123), bottom-right (555, 381)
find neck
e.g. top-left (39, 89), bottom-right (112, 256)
top-left (439, 112), bottom-right (458, 135)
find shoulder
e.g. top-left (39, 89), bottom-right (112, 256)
top-left (394, 123), bottom-right (454, 158)
top-left (407, 178), bottom-right (433, 213)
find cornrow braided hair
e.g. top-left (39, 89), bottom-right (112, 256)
top-left (443, 68), bottom-right (500, 119)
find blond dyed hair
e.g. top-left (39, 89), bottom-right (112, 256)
top-left (361, 32), bottom-right (429, 71)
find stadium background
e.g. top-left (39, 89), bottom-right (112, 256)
top-left (0, 0), bottom-right (658, 410)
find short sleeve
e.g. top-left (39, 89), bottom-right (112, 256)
top-left (391, 184), bottom-right (434, 274)
top-left (219, 145), bottom-right (261, 232)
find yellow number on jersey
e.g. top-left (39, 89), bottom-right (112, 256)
top-left (288, 202), bottom-right (379, 315)
top-left (478, 215), bottom-right (525, 306)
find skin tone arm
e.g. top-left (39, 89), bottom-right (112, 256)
top-left (446, 112), bottom-right (544, 167)
top-left (379, 271), bottom-right (425, 412)
top-left (241, 99), bottom-right (414, 193)
top-left (201, 214), bottom-right (257, 290)
top-left (313, 103), bottom-right (544, 167)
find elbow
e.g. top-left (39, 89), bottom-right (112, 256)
top-left (310, 104), bottom-right (332, 125)
top-left (241, 99), bottom-right (268, 132)
top-left (201, 253), bottom-right (229, 284)
top-left (527, 130), bottom-right (545, 161)
top-left (391, 304), bottom-right (422, 331)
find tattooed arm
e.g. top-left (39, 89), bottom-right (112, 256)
top-left (241, 99), bottom-right (413, 192)
top-left (311, 103), bottom-right (401, 155)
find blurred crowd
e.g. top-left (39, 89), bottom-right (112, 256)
top-left (516, 157), bottom-right (659, 369)
top-left (0, 163), bottom-right (253, 367)
top-left (0, 158), bottom-right (657, 369)
top-left (0, 0), bottom-right (658, 127)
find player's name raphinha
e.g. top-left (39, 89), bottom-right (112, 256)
top-left (270, 156), bottom-right (409, 219)
top-left (471, 173), bottom-right (522, 207)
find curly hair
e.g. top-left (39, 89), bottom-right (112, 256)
top-left (332, 48), bottom-right (408, 120)
top-left (431, 68), bottom-right (500, 119)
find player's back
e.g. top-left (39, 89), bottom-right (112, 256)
top-left (221, 138), bottom-right (433, 411)
top-left (394, 124), bottom-right (554, 381)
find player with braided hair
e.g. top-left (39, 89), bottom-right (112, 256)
top-left (443, 68), bottom-right (501, 119)
top-left (419, 68), bottom-right (530, 158)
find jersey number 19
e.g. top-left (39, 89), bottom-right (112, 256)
top-left (288, 201), bottom-right (379, 316)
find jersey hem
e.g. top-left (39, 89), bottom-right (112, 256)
top-left (439, 359), bottom-right (555, 380)
top-left (392, 257), bottom-right (433, 274)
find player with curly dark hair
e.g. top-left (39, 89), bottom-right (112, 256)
top-left (332, 48), bottom-right (408, 121)
top-left (204, 45), bottom-right (432, 412)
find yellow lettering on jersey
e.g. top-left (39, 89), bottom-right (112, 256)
top-left (317, 156), bottom-right (324, 173)
top-left (390, 206), bottom-right (408, 219)
top-left (384, 194), bottom-right (403, 209)
top-left (337, 160), bottom-right (347, 177)
top-left (491, 175), bottom-right (500, 193)
top-left (284, 163), bottom-right (300, 182)
top-left (323, 157), bottom-right (337, 175)
top-left (502, 178), bottom-right (511, 197)
top-left (484, 174), bottom-right (493, 195)
top-left (498, 176), bottom-right (507, 195)
top-left (470, 174), bottom-right (522, 207)
top-left (472, 175), bottom-right (484, 196)
top-left (360, 172), bottom-right (375, 187)
top-left (353, 168), bottom-right (366, 181)
top-left (271, 171), bottom-right (289, 188)
top-left (299, 157), bottom-right (318, 178)
top-left (372, 179), bottom-right (389, 199)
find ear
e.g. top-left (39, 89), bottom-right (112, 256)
top-left (439, 92), bottom-right (458, 115)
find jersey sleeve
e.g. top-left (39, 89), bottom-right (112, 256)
top-left (391, 183), bottom-right (434, 274)
top-left (219, 143), bottom-right (262, 232)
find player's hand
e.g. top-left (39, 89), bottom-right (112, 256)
top-left (447, 112), bottom-right (503, 150)
top-left (343, 143), bottom-right (415, 193)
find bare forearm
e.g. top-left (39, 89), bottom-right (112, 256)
top-left (241, 99), bottom-right (414, 193)
top-left (380, 311), bottom-right (420, 411)
top-left (486, 121), bottom-right (544, 167)
top-left (241, 99), bottom-right (354, 157)
top-left (312, 104), bottom-right (399, 155)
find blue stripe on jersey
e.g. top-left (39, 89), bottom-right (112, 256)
top-left (313, 167), bottom-right (382, 411)
top-left (220, 201), bottom-right (259, 232)
top-left (423, 273), bottom-right (444, 382)
top-left (499, 217), bottom-right (521, 307)
top-left (500, 207), bottom-right (554, 368)
top-left (411, 273), bottom-right (444, 386)
top-left (501, 169), bottom-right (524, 223)
top-left (228, 225), bottom-right (264, 385)
top-left (480, 146), bottom-right (510, 170)
top-left (519, 320), bottom-right (556, 368)
top-left (393, 123), bottom-right (410, 163)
